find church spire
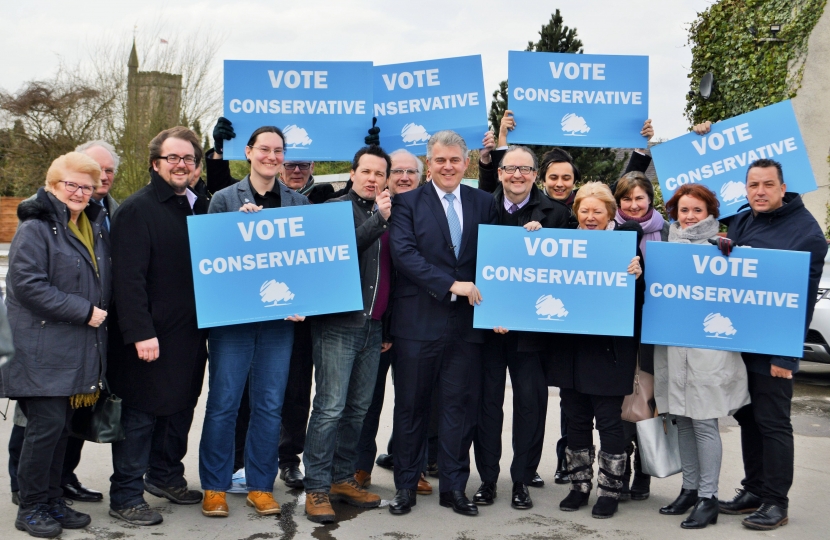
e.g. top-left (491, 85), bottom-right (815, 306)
top-left (128, 38), bottom-right (139, 71)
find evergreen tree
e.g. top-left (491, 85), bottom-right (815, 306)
top-left (488, 10), bottom-right (627, 183)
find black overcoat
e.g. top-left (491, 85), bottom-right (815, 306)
top-left (107, 172), bottom-right (209, 416)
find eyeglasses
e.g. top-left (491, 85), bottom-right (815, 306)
top-left (284, 162), bottom-right (311, 171)
top-left (159, 155), bottom-right (197, 166)
top-left (59, 181), bottom-right (96, 195)
top-left (249, 146), bottom-right (285, 157)
top-left (390, 168), bottom-right (419, 177)
top-left (500, 165), bottom-right (536, 175)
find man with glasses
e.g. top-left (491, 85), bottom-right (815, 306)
top-left (205, 117), bottom-right (351, 490)
top-left (471, 146), bottom-right (569, 511)
top-left (107, 126), bottom-right (209, 526)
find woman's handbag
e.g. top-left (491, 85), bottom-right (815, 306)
top-left (635, 415), bottom-right (682, 478)
top-left (621, 360), bottom-right (655, 422)
top-left (70, 381), bottom-right (125, 444)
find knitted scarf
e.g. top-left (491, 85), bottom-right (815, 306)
top-left (667, 215), bottom-right (720, 245)
top-left (616, 207), bottom-right (664, 259)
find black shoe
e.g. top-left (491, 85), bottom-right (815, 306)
top-left (660, 488), bottom-right (699, 515)
top-left (719, 488), bottom-right (762, 515)
top-left (279, 464), bottom-right (305, 489)
top-left (426, 461), bottom-right (439, 478)
top-left (511, 483), bottom-right (533, 510)
top-left (440, 490), bottom-right (478, 516)
top-left (681, 496), bottom-right (719, 529)
top-left (375, 454), bottom-right (394, 470)
top-left (742, 504), bottom-right (788, 531)
top-left (389, 489), bottom-right (417, 515)
top-left (592, 495), bottom-right (619, 519)
top-left (559, 490), bottom-right (590, 512)
top-left (144, 479), bottom-right (202, 505)
top-left (629, 473), bottom-right (650, 500)
top-left (554, 458), bottom-right (570, 485)
top-left (12, 491), bottom-right (19, 506)
top-left (61, 481), bottom-right (103, 502)
top-left (47, 498), bottom-right (90, 529)
top-left (16, 503), bottom-right (62, 538)
top-left (108, 502), bottom-right (163, 526)
top-left (528, 472), bottom-right (544, 488)
top-left (472, 481), bottom-right (496, 505)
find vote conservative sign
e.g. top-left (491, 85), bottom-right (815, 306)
top-left (641, 242), bottom-right (809, 357)
top-left (506, 51), bottom-right (648, 149)
top-left (187, 202), bottom-right (363, 328)
top-left (223, 60), bottom-right (373, 161)
top-left (473, 226), bottom-right (637, 336)
top-left (373, 56), bottom-right (488, 155)
top-left (651, 100), bottom-right (817, 219)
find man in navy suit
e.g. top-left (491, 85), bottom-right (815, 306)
top-left (387, 131), bottom-right (498, 516)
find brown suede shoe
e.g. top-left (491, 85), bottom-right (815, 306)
top-left (354, 470), bottom-right (372, 489)
top-left (246, 491), bottom-right (281, 516)
top-left (330, 478), bottom-right (381, 508)
top-left (417, 473), bottom-right (433, 495)
top-left (202, 490), bottom-right (229, 517)
top-left (305, 492), bottom-right (336, 523)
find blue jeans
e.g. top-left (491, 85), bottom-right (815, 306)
top-left (303, 319), bottom-right (382, 493)
top-left (199, 320), bottom-right (293, 492)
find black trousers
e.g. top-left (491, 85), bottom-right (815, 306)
top-left (560, 389), bottom-right (625, 455)
top-left (17, 397), bottom-right (74, 507)
top-left (733, 371), bottom-right (794, 508)
top-left (473, 333), bottom-right (547, 484)
top-left (393, 314), bottom-right (482, 492)
top-left (278, 320), bottom-right (314, 467)
top-left (8, 423), bottom-right (24, 493)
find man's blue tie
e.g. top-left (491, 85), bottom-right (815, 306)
top-left (444, 193), bottom-right (461, 258)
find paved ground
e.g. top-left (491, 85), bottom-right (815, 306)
top-left (1, 357), bottom-right (829, 539)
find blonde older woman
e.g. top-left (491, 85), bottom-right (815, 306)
top-left (2, 152), bottom-right (111, 538)
top-left (547, 182), bottom-right (644, 519)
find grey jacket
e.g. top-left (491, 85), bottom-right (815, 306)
top-left (1, 188), bottom-right (111, 398)
top-left (208, 175), bottom-right (310, 214)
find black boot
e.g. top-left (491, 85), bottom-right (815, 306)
top-left (681, 496), bottom-right (719, 529)
top-left (559, 446), bottom-right (593, 512)
top-left (742, 504), bottom-right (788, 530)
top-left (554, 456), bottom-right (569, 484)
top-left (629, 445), bottom-right (650, 500)
top-left (592, 450), bottom-right (625, 519)
top-left (660, 488), bottom-right (699, 515)
top-left (620, 442), bottom-right (633, 501)
top-left (718, 488), bottom-right (762, 515)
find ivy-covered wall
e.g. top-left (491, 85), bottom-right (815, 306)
top-left (685, 0), bottom-right (826, 124)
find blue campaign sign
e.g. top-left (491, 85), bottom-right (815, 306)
top-left (651, 100), bottom-right (817, 219)
top-left (187, 202), bottom-right (363, 328)
top-left (474, 226), bottom-right (637, 336)
top-left (373, 56), bottom-right (488, 155)
top-left (641, 242), bottom-right (809, 356)
top-left (507, 51), bottom-right (648, 148)
top-left (223, 60), bottom-right (373, 161)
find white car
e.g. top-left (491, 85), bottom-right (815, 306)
top-left (804, 247), bottom-right (830, 364)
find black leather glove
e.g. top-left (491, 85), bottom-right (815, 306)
top-left (708, 237), bottom-right (735, 256)
top-left (213, 117), bottom-right (236, 154)
top-left (365, 117), bottom-right (380, 146)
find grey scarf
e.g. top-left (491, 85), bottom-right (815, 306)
top-left (667, 215), bottom-right (720, 245)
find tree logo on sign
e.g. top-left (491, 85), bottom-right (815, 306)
top-left (720, 181), bottom-right (747, 206)
top-left (703, 312), bottom-right (736, 338)
top-left (536, 295), bottom-right (569, 320)
top-left (561, 113), bottom-right (590, 136)
top-left (401, 123), bottom-right (431, 146)
top-left (260, 280), bottom-right (295, 307)
top-left (284, 125), bottom-right (312, 149)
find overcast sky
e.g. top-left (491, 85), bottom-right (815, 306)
top-left (1, 0), bottom-right (715, 143)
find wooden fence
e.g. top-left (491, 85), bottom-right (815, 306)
top-left (0, 197), bottom-right (25, 242)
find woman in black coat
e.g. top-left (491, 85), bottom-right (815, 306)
top-left (2, 152), bottom-right (110, 537)
top-left (547, 182), bottom-right (644, 520)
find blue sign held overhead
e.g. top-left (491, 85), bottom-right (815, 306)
top-left (507, 51), bottom-right (649, 148)
top-left (474, 226), bottom-right (637, 336)
top-left (187, 202), bottom-right (363, 328)
top-left (373, 56), bottom-right (488, 155)
top-left (651, 100), bottom-right (817, 219)
top-left (223, 60), bottom-right (373, 161)
top-left (641, 242), bottom-right (810, 357)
